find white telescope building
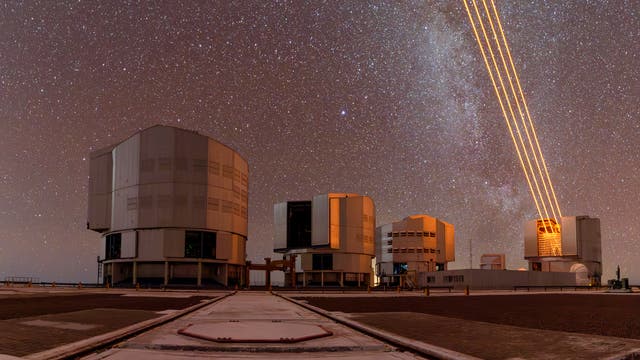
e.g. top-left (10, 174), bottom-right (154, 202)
top-left (524, 215), bottom-right (602, 285)
top-left (273, 193), bottom-right (375, 287)
top-left (88, 125), bottom-right (248, 287)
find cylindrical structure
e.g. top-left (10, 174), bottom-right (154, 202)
top-left (88, 125), bottom-right (248, 287)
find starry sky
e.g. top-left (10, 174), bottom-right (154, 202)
top-left (1, 1), bottom-right (639, 283)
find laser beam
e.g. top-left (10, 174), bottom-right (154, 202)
top-left (462, 0), bottom-right (563, 242)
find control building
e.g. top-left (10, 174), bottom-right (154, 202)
top-left (375, 214), bottom-right (454, 288)
top-left (524, 215), bottom-right (602, 285)
top-left (274, 193), bottom-right (375, 287)
top-left (88, 125), bottom-right (248, 287)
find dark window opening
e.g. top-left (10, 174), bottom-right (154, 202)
top-left (312, 254), bottom-right (333, 270)
top-left (287, 201), bottom-right (312, 249)
top-left (185, 231), bottom-right (216, 259)
top-left (105, 233), bottom-right (122, 260)
top-left (393, 262), bottom-right (408, 275)
top-left (435, 263), bottom-right (446, 271)
top-left (444, 275), bottom-right (464, 283)
top-left (531, 262), bottom-right (542, 271)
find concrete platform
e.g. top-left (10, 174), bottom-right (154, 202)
top-left (81, 292), bottom-right (423, 359)
top-left (178, 321), bottom-right (332, 343)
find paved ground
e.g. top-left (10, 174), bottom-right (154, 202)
top-left (5, 288), bottom-right (640, 359)
top-left (82, 291), bottom-right (423, 360)
top-left (0, 288), bottom-right (214, 356)
top-left (296, 292), bottom-right (640, 339)
top-left (296, 292), bottom-right (640, 359)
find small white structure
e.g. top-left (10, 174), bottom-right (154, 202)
top-left (423, 269), bottom-right (578, 290)
top-left (480, 254), bottom-right (506, 270)
top-left (88, 125), bottom-right (248, 287)
top-left (273, 193), bottom-right (375, 287)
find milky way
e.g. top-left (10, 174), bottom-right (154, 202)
top-left (1, 1), bottom-right (639, 282)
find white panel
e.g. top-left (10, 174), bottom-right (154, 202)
top-left (312, 194), bottom-right (329, 246)
top-left (217, 232), bottom-right (232, 260)
top-left (301, 253), bottom-right (313, 271)
top-left (175, 128), bottom-right (208, 185)
top-left (111, 134), bottom-right (140, 231)
top-left (206, 185), bottom-right (236, 233)
top-left (209, 141), bottom-right (234, 190)
top-left (112, 134), bottom-right (140, 190)
top-left (110, 186), bottom-right (139, 231)
top-left (334, 253), bottom-right (371, 273)
top-left (295, 254), bottom-right (303, 272)
top-left (121, 231), bottom-right (137, 258)
top-left (139, 126), bottom-right (174, 185)
top-left (88, 194), bottom-right (111, 230)
top-left (88, 149), bottom-right (113, 230)
top-left (137, 229), bottom-right (163, 260)
top-left (578, 216), bottom-right (601, 262)
top-left (560, 216), bottom-right (578, 256)
top-left (273, 202), bottom-right (288, 250)
top-left (163, 229), bottom-right (185, 257)
top-left (99, 236), bottom-right (107, 260)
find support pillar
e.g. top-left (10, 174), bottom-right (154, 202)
top-left (164, 261), bottom-right (169, 286)
top-left (340, 272), bottom-right (344, 287)
top-left (224, 263), bottom-right (229, 287)
top-left (197, 261), bottom-right (202, 287)
top-left (132, 261), bottom-right (137, 286)
top-left (265, 257), bottom-right (271, 288)
top-left (358, 273), bottom-right (361, 287)
top-left (245, 261), bottom-right (251, 288)
top-left (321, 272), bottom-right (324, 287)
top-left (303, 272), bottom-right (306, 287)
top-left (290, 255), bottom-right (297, 287)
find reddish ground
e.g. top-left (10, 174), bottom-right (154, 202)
top-left (0, 293), bottom-right (211, 320)
top-left (0, 292), bottom-right (213, 356)
top-left (297, 294), bottom-right (640, 339)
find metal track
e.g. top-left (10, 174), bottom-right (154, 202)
top-left (25, 291), bottom-right (236, 360)
top-left (273, 292), bottom-right (481, 360)
top-left (32, 290), bottom-right (479, 360)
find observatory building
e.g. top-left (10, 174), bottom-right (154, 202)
top-left (524, 215), bottom-right (602, 285)
top-left (375, 215), bottom-right (455, 288)
top-left (88, 125), bottom-right (248, 287)
top-left (273, 193), bottom-right (375, 287)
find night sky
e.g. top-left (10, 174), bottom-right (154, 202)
top-left (1, 1), bottom-right (639, 283)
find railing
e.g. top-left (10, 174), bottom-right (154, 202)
top-left (2, 280), bottom-right (103, 288)
top-left (513, 285), bottom-right (600, 292)
top-left (3, 276), bottom-right (40, 284)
